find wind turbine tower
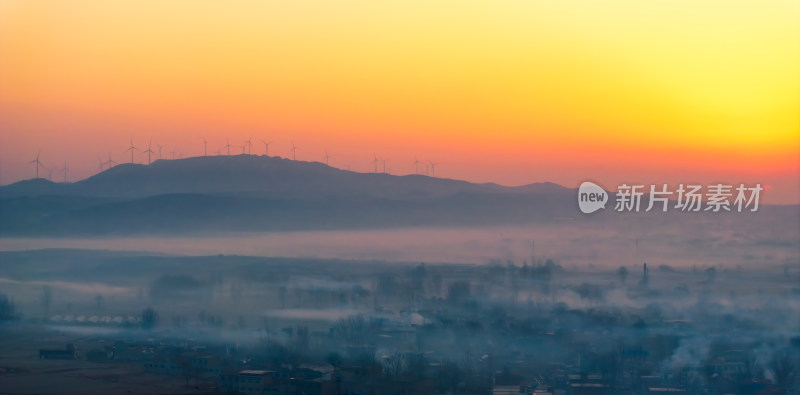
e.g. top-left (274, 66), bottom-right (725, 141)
top-left (371, 154), bottom-right (379, 173)
top-left (125, 138), bottom-right (137, 163)
top-left (30, 152), bottom-right (43, 178)
top-left (290, 141), bottom-right (298, 160)
top-left (323, 149), bottom-right (332, 165)
top-left (142, 141), bottom-right (155, 164)
top-left (261, 140), bottom-right (272, 156)
top-left (60, 161), bottom-right (69, 183)
top-left (106, 153), bottom-right (117, 168)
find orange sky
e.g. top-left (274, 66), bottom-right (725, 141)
top-left (0, 1), bottom-right (798, 203)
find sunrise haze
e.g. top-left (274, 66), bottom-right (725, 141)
top-left (1, 1), bottom-right (797, 203)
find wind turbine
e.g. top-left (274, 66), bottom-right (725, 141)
top-left (260, 140), bottom-right (272, 156)
top-left (142, 140), bottom-right (155, 164)
top-left (30, 152), bottom-right (43, 178)
top-left (323, 149), bottom-right (332, 165)
top-left (60, 161), bottom-right (69, 183)
top-left (97, 157), bottom-right (106, 172)
top-left (44, 164), bottom-right (54, 181)
top-left (290, 141), bottom-right (298, 160)
top-left (106, 153), bottom-right (117, 168)
top-left (203, 138), bottom-right (208, 157)
top-left (371, 154), bottom-right (380, 173)
top-left (413, 156), bottom-right (421, 174)
top-left (125, 138), bottom-right (137, 163)
top-left (224, 138), bottom-right (232, 156)
top-left (429, 161), bottom-right (438, 177)
top-left (245, 137), bottom-right (253, 155)
top-left (382, 159), bottom-right (387, 174)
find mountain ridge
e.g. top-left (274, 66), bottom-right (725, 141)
top-left (0, 155), bottom-right (571, 200)
top-left (0, 156), bottom-right (579, 235)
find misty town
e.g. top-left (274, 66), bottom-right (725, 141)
top-left (1, 249), bottom-right (798, 395)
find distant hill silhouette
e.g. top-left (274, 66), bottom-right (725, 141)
top-left (0, 155), bottom-right (565, 200)
top-left (0, 155), bottom-right (576, 235)
top-left (2, 155), bottom-right (797, 236)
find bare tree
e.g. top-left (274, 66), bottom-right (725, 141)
top-left (382, 353), bottom-right (407, 377)
top-left (617, 266), bottom-right (629, 284)
top-left (0, 293), bottom-right (19, 321)
top-left (141, 306), bottom-right (159, 330)
top-left (770, 349), bottom-right (796, 393)
top-left (333, 314), bottom-right (368, 345)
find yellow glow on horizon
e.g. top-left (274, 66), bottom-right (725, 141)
top-left (0, 1), bottom-right (797, 201)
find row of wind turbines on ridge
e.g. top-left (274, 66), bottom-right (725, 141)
top-left (29, 137), bottom-right (440, 182)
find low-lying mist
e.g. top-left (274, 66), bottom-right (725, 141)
top-left (1, 207), bottom-right (798, 394)
top-left (1, 209), bottom-right (797, 269)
